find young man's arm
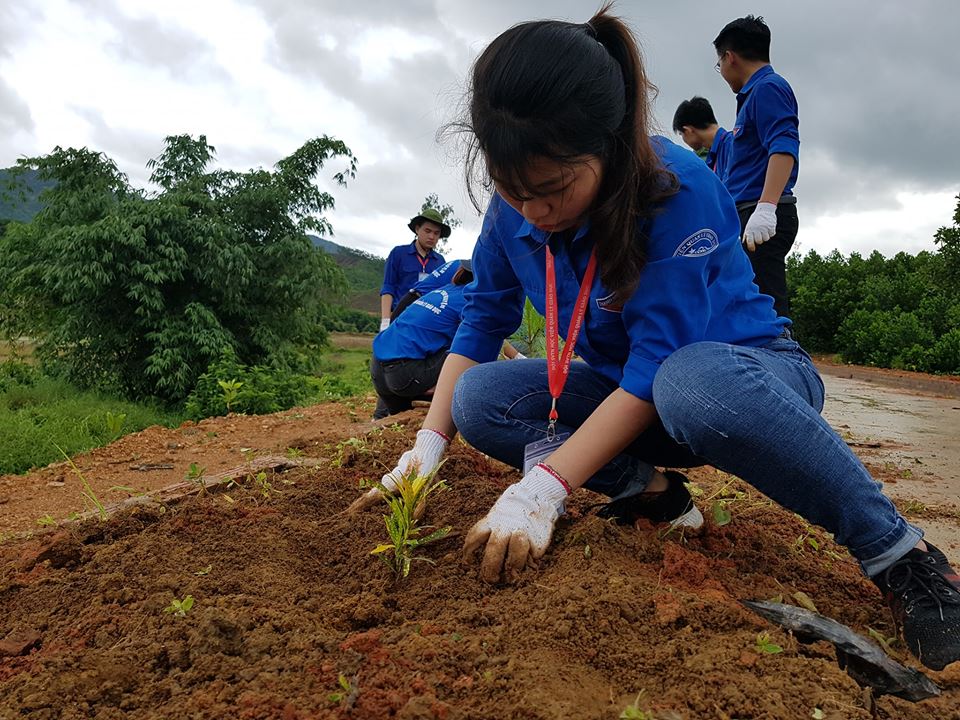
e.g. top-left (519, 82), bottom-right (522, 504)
top-left (743, 153), bottom-right (795, 251)
top-left (379, 294), bottom-right (394, 330)
top-left (380, 248), bottom-right (401, 329)
top-left (759, 153), bottom-right (795, 205)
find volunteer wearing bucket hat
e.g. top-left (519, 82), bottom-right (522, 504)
top-left (379, 208), bottom-right (449, 332)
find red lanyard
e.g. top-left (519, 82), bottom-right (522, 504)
top-left (416, 253), bottom-right (429, 272)
top-left (545, 244), bottom-right (597, 437)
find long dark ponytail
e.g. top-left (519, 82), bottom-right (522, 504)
top-left (454, 4), bottom-right (678, 302)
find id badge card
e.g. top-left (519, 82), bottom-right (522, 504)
top-left (523, 433), bottom-right (569, 474)
top-left (417, 272), bottom-right (429, 281)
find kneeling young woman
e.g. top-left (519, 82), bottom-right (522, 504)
top-left (349, 7), bottom-right (960, 671)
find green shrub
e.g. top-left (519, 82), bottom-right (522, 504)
top-left (184, 348), bottom-right (323, 419)
top-left (836, 310), bottom-right (935, 370)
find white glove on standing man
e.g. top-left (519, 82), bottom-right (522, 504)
top-left (346, 428), bottom-right (449, 513)
top-left (463, 463), bottom-right (570, 583)
top-left (379, 317), bottom-right (390, 332)
top-left (742, 201), bottom-right (778, 252)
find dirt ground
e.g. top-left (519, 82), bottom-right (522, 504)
top-left (2, 379), bottom-right (960, 718)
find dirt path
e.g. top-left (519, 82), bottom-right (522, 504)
top-left (817, 367), bottom-right (960, 553)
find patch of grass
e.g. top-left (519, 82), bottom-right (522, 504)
top-left (0, 368), bottom-right (182, 475)
top-left (315, 344), bottom-right (372, 398)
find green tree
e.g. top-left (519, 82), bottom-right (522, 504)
top-left (421, 192), bottom-right (461, 255)
top-left (0, 134), bottom-right (357, 401)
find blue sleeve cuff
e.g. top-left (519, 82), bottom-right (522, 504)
top-left (619, 355), bottom-right (659, 403)
top-left (767, 139), bottom-right (799, 163)
top-left (450, 323), bottom-right (504, 364)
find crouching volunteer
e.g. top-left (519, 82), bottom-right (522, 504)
top-left (349, 8), bottom-right (960, 671)
top-left (371, 260), bottom-right (521, 420)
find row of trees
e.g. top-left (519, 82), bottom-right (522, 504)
top-left (787, 194), bottom-right (960, 373)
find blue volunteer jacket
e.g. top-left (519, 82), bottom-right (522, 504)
top-left (381, 242), bottom-right (446, 309)
top-left (413, 260), bottom-right (464, 294)
top-left (373, 283), bottom-right (466, 362)
top-left (707, 127), bottom-right (733, 180)
top-left (450, 137), bottom-right (788, 402)
top-left (725, 65), bottom-right (800, 203)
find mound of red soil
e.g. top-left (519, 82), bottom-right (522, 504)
top-left (1, 407), bottom-right (958, 719)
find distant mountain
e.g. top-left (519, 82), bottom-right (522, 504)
top-left (0, 167), bottom-right (55, 224)
top-left (309, 235), bottom-right (384, 313)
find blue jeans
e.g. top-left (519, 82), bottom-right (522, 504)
top-left (451, 337), bottom-right (922, 576)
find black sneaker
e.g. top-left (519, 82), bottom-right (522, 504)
top-left (872, 543), bottom-right (960, 671)
top-left (596, 470), bottom-right (704, 530)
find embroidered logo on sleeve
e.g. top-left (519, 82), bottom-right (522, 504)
top-left (673, 229), bottom-right (719, 258)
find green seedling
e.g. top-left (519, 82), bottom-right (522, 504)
top-left (164, 595), bottom-right (194, 617)
top-left (217, 378), bottom-right (243, 413)
top-left (867, 626), bottom-right (899, 653)
top-left (331, 437), bottom-right (368, 468)
top-left (619, 691), bottom-right (653, 720)
top-left (904, 499), bottom-right (926, 515)
top-left (755, 631), bottom-right (783, 654)
top-left (195, 565), bottom-right (213, 576)
top-left (105, 410), bottom-right (126, 439)
top-left (285, 446), bottom-right (305, 459)
top-left (328, 673), bottom-right (354, 703)
top-left (54, 443), bottom-right (106, 521)
top-left (711, 499), bottom-right (732, 526)
top-left (36, 514), bottom-right (57, 527)
top-left (370, 464), bottom-right (451, 579)
top-left (252, 470), bottom-right (273, 499)
top-left (186, 463), bottom-right (207, 495)
top-left (811, 709), bottom-right (825, 720)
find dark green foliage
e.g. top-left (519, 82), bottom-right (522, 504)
top-left (787, 194), bottom-right (960, 374)
top-left (183, 346), bottom-right (367, 419)
top-left (321, 305), bottom-right (379, 333)
top-left (0, 135), bottom-right (356, 401)
top-left (184, 348), bottom-right (323, 419)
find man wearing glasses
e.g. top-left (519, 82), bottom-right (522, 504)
top-left (714, 15), bottom-right (800, 321)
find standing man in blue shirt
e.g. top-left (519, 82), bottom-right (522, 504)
top-left (715, 16), bottom-right (800, 319)
top-left (672, 96), bottom-right (732, 178)
top-left (379, 208), bottom-right (448, 331)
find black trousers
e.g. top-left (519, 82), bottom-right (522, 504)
top-left (370, 350), bottom-right (448, 419)
top-left (737, 202), bottom-right (799, 320)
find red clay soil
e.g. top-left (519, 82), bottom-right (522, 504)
top-left (2, 404), bottom-right (959, 719)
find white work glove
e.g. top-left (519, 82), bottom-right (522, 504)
top-left (346, 429), bottom-right (449, 513)
top-left (742, 202), bottom-right (778, 252)
top-left (379, 317), bottom-right (390, 332)
top-left (512, 352), bottom-right (527, 360)
top-left (463, 463), bottom-right (569, 583)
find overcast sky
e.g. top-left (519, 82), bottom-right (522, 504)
top-left (2, 1), bottom-right (958, 262)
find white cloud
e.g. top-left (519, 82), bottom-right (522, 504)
top-left (798, 191), bottom-right (957, 258)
